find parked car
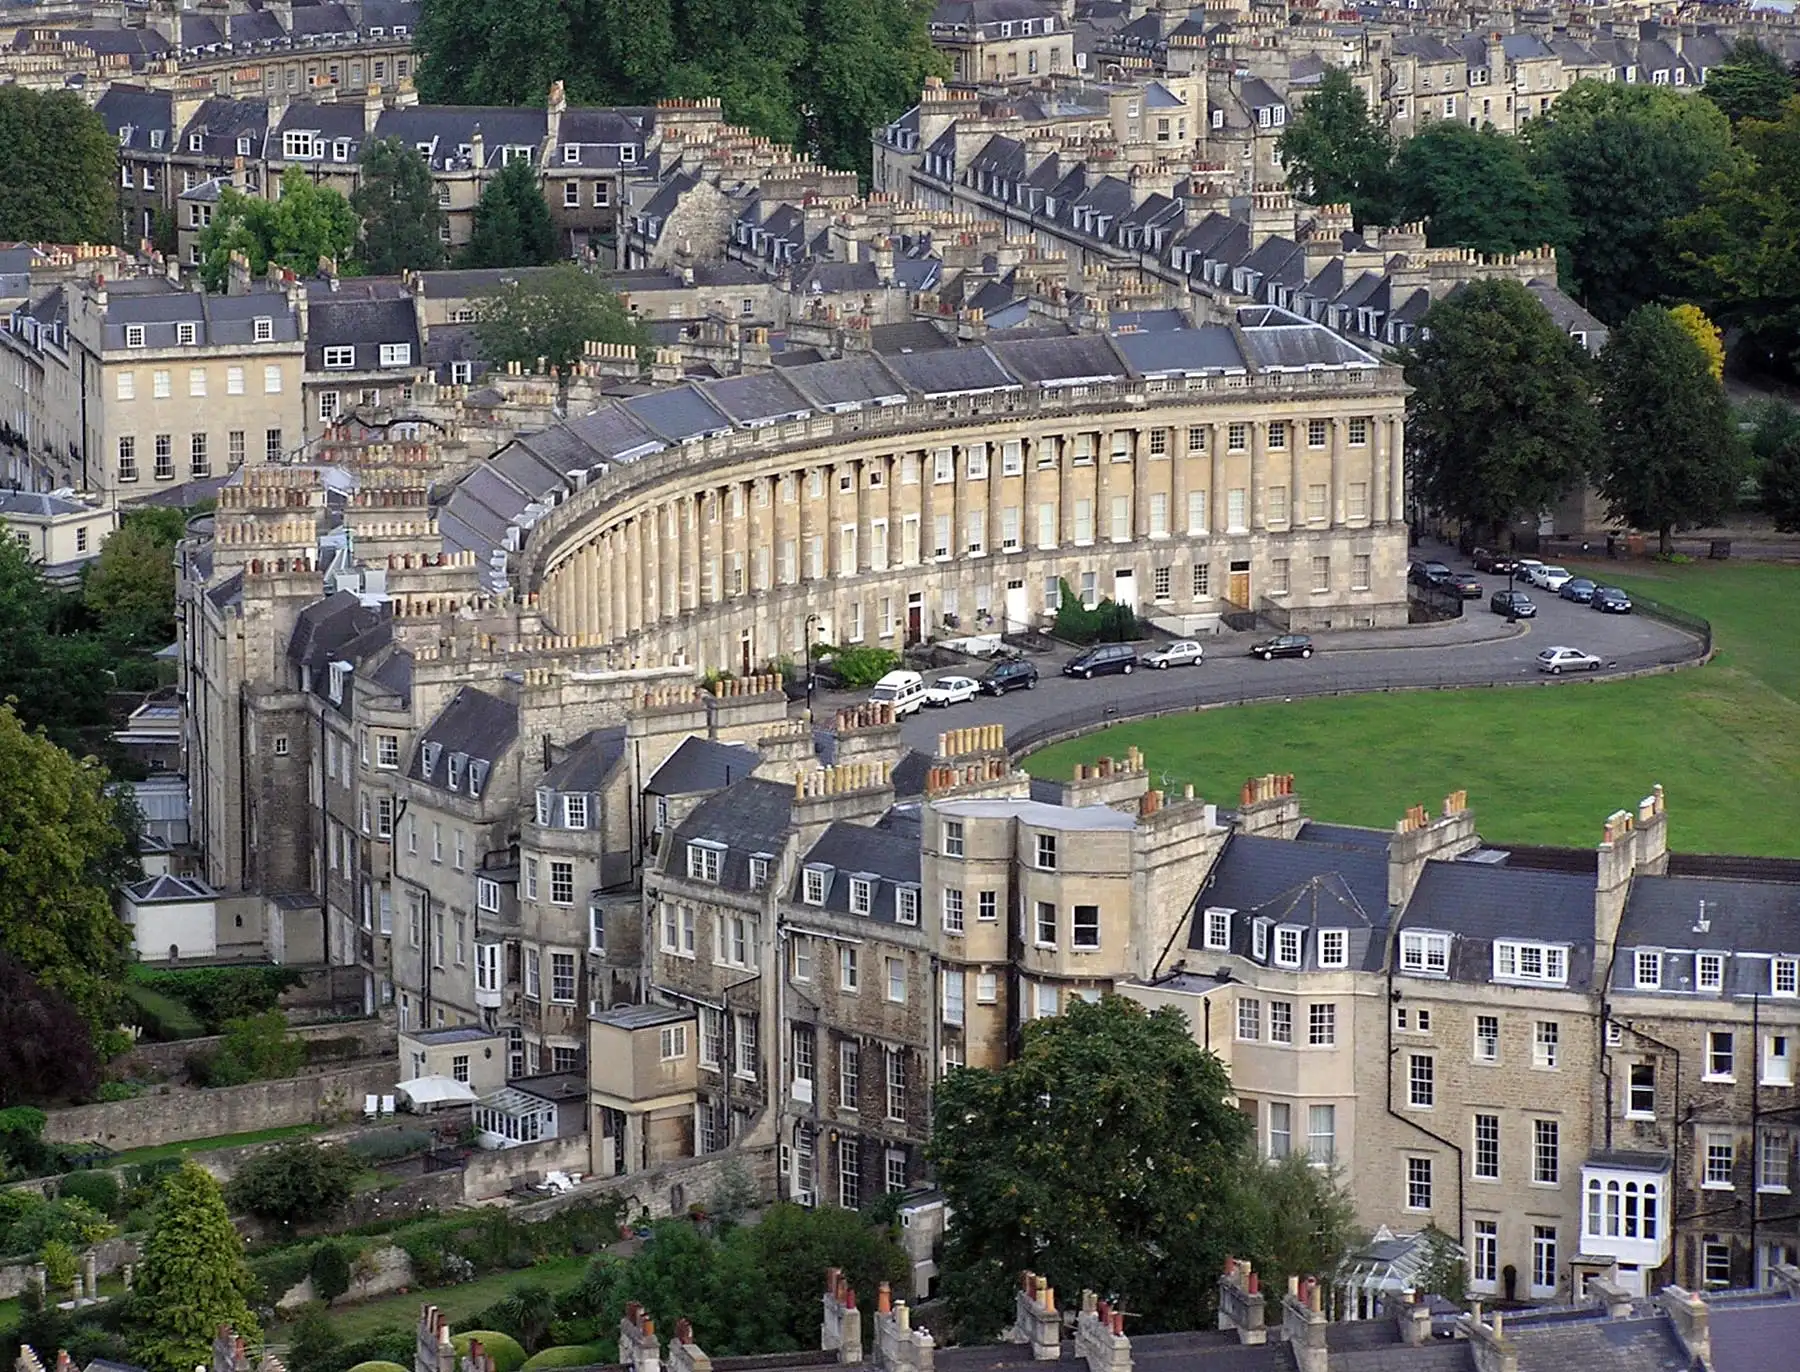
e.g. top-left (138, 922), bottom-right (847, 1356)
top-left (1250, 634), bottom-right (1314, 660)
top-left (1063, 643), bottom-right (1139, 679)
top-left (1559, 577), bottom-right (1598, 604)
top-left (1513, 558), bottom-right (1545, 584)
top-left (1536, 646), bottom-right (1602, 674)
top-left (1447, 571), bottom-right (1484, 599)
top-left (1471, 547), bottom-right (1517, 575)
top-left (1591, 586), bottom-right (1634, 614)
top-left (980, 659), bottom-right (1039, 694)
top-left (1408, 560), bottom-right (1452, 588)
top-left (924, 675), bottom-right (979, 707)
top-left (1141, 640), bottom-right (1204, 669)
top-left (867, 670), bottom-right (928, 716)
top-left (1490, 589), bottom-right (1536, 618)
top-left (1530, 564), bottom-right (1574, 592)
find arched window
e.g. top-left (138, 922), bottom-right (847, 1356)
top-left (1587, 1178), bottom-right (1603, 1237)
top-left (1642, 1182), bottom-right (1659, 1240)
top-left (1623, 1181), bottom-right (1640, 1238)
top-left (1605, 1179), bottom-right (1622, 1237)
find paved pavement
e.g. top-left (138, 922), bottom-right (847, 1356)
top-left (808, 547), bottom-right (1706, 757)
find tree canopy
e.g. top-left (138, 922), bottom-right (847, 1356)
top-left (1523, 80), bottom-right (1736, 324)
top-left (352, 138), bottom-right (449, 274)
top-left (930, 996), bottom-right (1253, 1340)
top-left (0, 87), bottom-right (118, 245)
top-left (473, 262), bottom-right (649, 372)
top-left (0, 953), bottom-right (101, 1106)
top-left (414, 0), bottom-right (943, 176)
top-left (1386, 121), bottom-right (1572, 257)
top-left (196, 167), bottom-right (358, 292)
top-left (1700, 38), bottom-right (1797, 126)
top-left (1595, 305), bottom-right (1744, 554)
top-left (461, 158), bottom-right (561, 269)
top-left (1276, 66), bottom-right (1393, 220)
top-left (1398, 278), bottom-right (1599, 540)
top-left (84, 507), bottom-right (186, 651)
top-left (224, 1141), bottom-right (362, 1226)
top-left (1669, 303), bottom-right (1726, 380)
top-left (129, 1164), bottom-right (260, 1372)
top-left (0, 538), bottom-right (112, 746)
top-left (0, 703), bottom-right (138, 1036)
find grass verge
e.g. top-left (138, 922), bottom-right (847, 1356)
top-left (286, 1255), bottom-right (594, 1341)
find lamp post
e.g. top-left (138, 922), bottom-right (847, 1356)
top-left (804, 613), bottom-right (822, 718)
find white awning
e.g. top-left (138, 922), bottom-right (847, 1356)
top-left (396, 1074), bottom-right (478, 1106)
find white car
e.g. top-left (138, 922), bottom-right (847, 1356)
top-left (1531, 564), bottom-right (1574, 592)
top-left (1142, 640), bottom-right (1204, 669)
top-left (1536, 646), bottom-right (1602, 674)
top-left (924, 675), bottom-right (980, 707)
top-left (1513, 558), bottom-right (1545, 584)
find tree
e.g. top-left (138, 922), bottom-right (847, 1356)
top-left (0, 704), bottom-right (137, 1035)
top-left (1398, 279), bottom-right (1600, 542)
top-left (930, 996), bottom-right (1252, 1340)
top-left (1764, 433), bottom-right (1800, 531)
top-left (1276, 66), bottom-right (1393, 219)
top-left (84, 511), bottom-right (181, 650)
top-left (0, 87), bottom-right (118, 244)
top-left (224, 1142), bottom-right (361, 1226)
top-left (1669, 303), bottom-right (1726, 381)
top-left (1701, 39), bottom-right (1797, 126)
top-left (196, 167), bottom-right (357, 292)
top-left (1523, 80), bottom-right (1736, 324)
top-left (352, 138), bottom-right (449, 274)
top-left (0, 540), bottom-right (112, 745)
top-left (0, 953), bottom-right (101, 1106)
top-left (460, 159), bottom-right (560, 269)
top-left (285, 1305), bottom-right (345, 1372)
top-left (1595, 305), bottom-right (1744, 554)
top-left (1235, 1154), bottom-right (1359, 1309)
top-left (129, 1163), bottom-right (260, 1372)
top-left (1671, 98), bottom-right (1800, 375)
top-left (472, 262), bottom-right (649, 372)
top-left (1387, 122), bottom-right (1572, 257)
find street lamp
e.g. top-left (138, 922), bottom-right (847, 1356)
top-left (804, 613), bottom-right (822, 717)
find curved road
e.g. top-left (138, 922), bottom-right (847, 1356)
top-left (822, 559), bottom-right (1709, 758)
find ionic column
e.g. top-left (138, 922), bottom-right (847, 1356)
top-left (1371, 418), bottom-right (1389, 528)
top-left (1330, 417), bottom-right (1347, 527)
top-left (988, 440), bottom-right (1005, 554)
top-left (1211, 423), bottom-right (1228, 535)
top-left (1172, 427), bottom-right (1189, 538)
top-left (1096, 432), bottom-right (1113, 542)
top-left (1289, 423), bottom-right (1306, 529)
top-left (1390, 415), bottom-right (1407, 523)
top-left (611, 528), bottom-right (629, 635)
top-left (1249, 420), bottom-right (1266, 530)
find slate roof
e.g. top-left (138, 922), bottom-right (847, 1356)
top-left (411, 685), bottom-right (517, 797)
top-left (123, 874), bottom-right (218, 902)
top-left (1400, 859), bottom-right (1598, 988)
top-left (646, 737), bottom-right (760, 796)
top-left (792, 822), bottom-right (922, 924)
top-left (0, 490), bottom-right (93, 518)
top-left (99, 288), bottom-right (301, 351)
top-left (287, 590), bottom-right (388, 679)
top-left (667, 777), bottom-right (795, 891)
top-left (1187, 832), bottom-right (1392, 970)
top-left (304, 292), bottom-right (422, 371)
top-left (1611, 874), bottom-right (1800, 994)
top-left (540, 725), bottom-right (628, 794)
top-left (94, 84), bottom-right (173, 151)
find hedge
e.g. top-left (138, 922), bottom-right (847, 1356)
top-left (122, 983), bottom-right (204, 1040)
top-left (455, 1332), bottom-right (526, 1372)
top-left (519, 1345), bottom-right (609, 1371)
top-left (128, 964), bottom-right (305, 1034)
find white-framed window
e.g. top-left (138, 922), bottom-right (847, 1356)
top-left (1269, 1101), bottom-right (1291, 1158)
top-left (976, 970), bottom-right (997, 1003)
top-left (838, 1136), bottom-right (861, 1209)
top-left (379, 342), bottom-right (412, 367)
top-left (1308, 1002), bottom-right (1336, 1047)
top-left (1702, 1241), bottom-right (1731, 1288)
top-left (839, 1039), bottom-right (860, 1110)
top-left (1759, 1128), bottom-right (1791, 1192)
top-left (1472, 1220), bottom-right (1498, 1285)
top-left (1697, 952), bottom-right (1724, 991)
top-left (789, 935), bottom-right (813, 982)
top-left (1494, 940), bottom-right (1567, 986)
top-left (686, 842), bottom-right (722, 882)
top-left (1628, 1062), bottom-right (1656, 1117)
top-left (1408, 1054), bottom-right (1434, 1107)
top-left (734, 1013), bottom-right (758, 1078)
top-left (263, 364), bottom-right (282, 393)
top-left (1400, 930), bottom-right (1450, 974)
top-left (549, 860), bottom-right (574, 905)
top-left (1318, 928), bottom-right (1347, 968)
top-left (1035, 901), bottom-right (1056, 947)
top-left (1473, 1113), bottom-right (1500, 1180)
top-left (1237, 997), bottom-right (1260, 1041)
top-left (839, 945), bottom-right (859, 992)
top-left (254, 317), bottom-right (274, 342)
top-left (1531, 1226), bottom-right (1557, 1295)
top-left (1274, 926), bottom-right (1302, 968)
top-left (1534, 1020), bottom-right (1559, 1069)
top-left (1269, 1000), bottom-right (1292, 1044)
top-left (849, 878), bottom-right (873, 916)
top-left (1635, 949), bottom-right (1662, 988)
top-left (1707, 1029), bottom-right (1735, 1081)
top-left (550, 950), bottom-right (577, 1002)
top-left (1766, 1033), bottom-right (1793, 1087)
top-left (1705, 1132), bottom-right (1736, 1188)
top-left (886, 957), bottom-right (906, 1003)
top-left (942, 819), bottom-right (964, 857)
top-left (942, 970), bottom-right (965, 1027)
top-left (1534, 1119), bottom-right (1559, 1184)
top-left (1203, 908), bottom-right (1231, 951)
top-left (588, 904), bottom-right (605, 953)
top-left (943, 887), bottom-right (965, 934)
top-left (1252, 918), bottom-right (1270, 961)
top-left (523, 948), bottom-right (540, 999)
top-left (1073, 905), bottom-right (1100, 949)
top-left (124, 325), bottom-right (146, 348)
top-left (1308, 1104), bottom-right (1335, 1161)
top-left (897, 887), bottom-right (919, 925)
top-left (804, 867), bottom-right (827, 905)
top-left (1035, 832), bottom-right (1057, 870)
top-left (1406, 1157), bottom-right (1432, 1210)
top-left (660, 1024), bottom-right (687, 1060)
top-left (659, 903), bottom-right (696, 957)
top-left (1776, 958), bottom-right (1799, 997)
top-left (323, 345), bottom-right (355, 369)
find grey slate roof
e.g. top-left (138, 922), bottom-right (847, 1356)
top-left (1611, 873), bottom-right (1800, 994)
top-left (540, 725), bottom-right (628, 794)
top-left (792, 822), bottom-right (922, 924)
top-left (1111, 327), bottom-right (1245, 376)
top-left (646, 736), bottom-right (760, 796)
top-left (1401, 860), bottom-right (1597, 988)
top-left (1187, 832), bottom-right (1392, 970)
top-left (411, 685), bottom-right (517, 796)
top-left (304, 292), bottom-right (421, 371)
top-left (99, 288), bottom-right (301, 352)
top-left (666, 777), bottom-right (795, 891)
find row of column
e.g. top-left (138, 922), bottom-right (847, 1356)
top-left (549, 414), bottom-right (1405, 642)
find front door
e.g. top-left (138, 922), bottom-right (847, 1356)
top-left (907, 593), bottom-right (923, 644)
top-left (1003, 581), bottom-right (1028, 631)
top-left (1228, 560), bottom-right (1252, 607)
top-left (1113, 569), bottom-right (1136, 611)
top-left (740, 630), bottom-right (752, 676)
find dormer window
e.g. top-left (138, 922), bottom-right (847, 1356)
top-left (1319, 929), bottom-right (1348, 968)
top-left (562, 144), bottom-right (580, 164)
top-left (125, 325), bottom-right (146, 348)
top-left (177, 322), bottom-right (197, 346)
top-left (1776, 958), bottom-right (1799, 997)
top-left (477, 878), bottom-right (500, 913)
top-left (446, 752), bottom-right (464, 790)
top-left (1697, 952), bottom-right (1724, 991)
top-left (563, 794), bottom-right (589, 829)
top-left (1203, 908), bottom-right (1232, 952)
top-left (1252, 918), bottom-right (1270, 961)
top-left (535, 788), bottom-right (552, 826)
top-left (1399, 930), bottom-right (1450, 975)
top-left (1274, 926), bottom-right (1303, 968)
top-left (328, 660), bottom-right (350, 703)
top-left (803, 866), bottom-right (828, 905)
top-left (420, 741), bottom-right (441, 778)
top-left (254, 317), bottom-right (273, 342)
top-left (333, 139), bottom-right (350, 161)
top-left (849, 878), bottom-right (873, 916)
top-left (1494, 940), bottom-right (1567, 986)
top-left (897, 887), bottom-right (919, 925)
top-left (238, 135), bottom-right (253, 155)
top-left (686, 841), bottom-right (722, 883)
top-left (468, 760), bottom-right (487, 797)
top-left (188, 133), bottom-right (204, 152)
top-left (379, 342), bottom-right (412, 368)
top-left (1635, 949), bottom-right (1662, 989)
top-left (748, 855), bottom-right (770, 891)
top-left (150, 130), bottom-right (165, 149)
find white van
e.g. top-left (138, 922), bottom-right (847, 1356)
top-left (868, 670), bottom-right (927, 718)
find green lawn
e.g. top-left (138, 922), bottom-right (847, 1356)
top-left (107, 1122), bottom-right (326, 1167)
top-left (288, 1255), bottom-right (594, 1341)
top-left (1026, 560), bottom-right (1800, 855)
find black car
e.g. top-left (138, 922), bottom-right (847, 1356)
top-left (1447, 571), bottom-right (1483, 599)
top-left (1591, 586), bottom-right (1633, 614)
top-left (1408, 560), bottom-right (1452, 589)
top-left (1471, 547), bottom-right (1517, 575)
top-left (1063, 643), bottom-right (1139, 679)
top-left (1490, 589), bottom-right (1536, 618)
top-left (1559, 577), bottom-right (1598, 604)
top-left (980, 659), bottom-right (1039, 694)
top-left (1249, 634), bottom-right (1314, 660)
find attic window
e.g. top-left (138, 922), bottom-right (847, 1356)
top-left (188, 133), bottom-right (203, 152)
top-left (748, 856), bottom-right (770, 890)
top-left (327, 660), bottom-right (350, 703)
top-left (620, 146), bottom-right (636, 164)
top-left (254, 317), bottom-right (274, 342)
top-left (686, 842), bottom-right (723, 883)
top-left (1399, 930), bottom-right (1450, 975)
top-left (333, 139), bottom-right (351, 162)
top-left (1274, 926), bottom-right (1303, 968)
top-left (150, 130), bottom-right (165, 149)
top-left (803, 866), bottom-right (828, 905)
top-left (563, 145), bottom-right (580, 164)
top-left (420, 741), bottom-right (441, 778)
top-left (563, 794), bottom-right (589, 829)
top-left (125, 325), bottom-right (146, 348)
top-left (447, 752), bottom-right (464, 790)
top-left (238, 135), bottom-right (252, 155)
top-left (468, 760), bottom-right (488, 797)
top-left (1203, 908), bottom-right (1232, 952)
top-left (1319, 929), bottom-right (1348, 968)
top-left (896, 887), bottom-right (919, 925)
top-left (535, 788), bottom-right (552, 826)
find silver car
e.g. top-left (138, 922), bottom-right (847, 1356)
top-left (1536, 646), bottom-right (1601, 674)
top-left (1142, 640), bottom-right (1204, 669)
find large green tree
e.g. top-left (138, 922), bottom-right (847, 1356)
top-left (1523, 79), bottom-right (1735, 323)
top-left (414, 0), bottom-right (943, 177)
top-left (196, 167), bottom-right (357, 292)
top-left (930, 996), bottom-right (1252, 1340)
top-left (1277, 66), bottom-right (1393, 219)
top-left (1700, 38), bottom-right (1797, 126)
top-left (1387, 121), bottom-right (1572, 256)
top-left (461, 158), bottom-right (560, 269)
top-left (129, 1164), bottom-right (260, 1372)
top-left (1595, 305), bottom-right (1744, 554)
top-left (351, 138), bottom-right (449, 274)
top-left (473, 263), bottom-right (649, 372)
top-left (1671, 97), bottom-right (1800, 376)
top-left (0, 87), bottom-right (117, 244)
top-left (0, 703), bottom-right (138, 1034)
top-left (224, 1141), bottom-right (361, 1227)
top-left (1236, 1154), bottom-right (1359, 1309)
top-left (84, 508), bottom-right (184, 650)
top-left (1397, 278), bottom-right (1600, 540)
top-left (0, 539), bottom-right (111, 744)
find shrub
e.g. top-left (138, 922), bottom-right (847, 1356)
top-left (520, 1346), bottom-right (608, 1371)
top-left (285, 1306), bottom-right (343, 1372)
top-left (128, 965), bottom-right (306, 1035)
top-left (122, 984), bottom-right (204, 1041)
top-left (454, 1332), bottom-right (526, 1372)
top-left (347, 1362), bottom-right (409, 1372)
top-left (309, 1240), bottom-right (353, 1303)
top-left (40, 1237), bottom-right (80, 1289)
top-left (815, 644), bottom-right (900, 688)
top-left (191, 1011), bottom-right (305, 1086)
top-left (96, 1081), bottom-right (143, 1102)
top-left (226, 1141), bottom-right (361, 1225)
top-left (60, 1169), bottom-right (122, 1217)
top-left (347, 1129), bottom-right (433, 1165)
top-left (339, 1327), bottom-right (414, 1370)
top-left (1052, 579), bottom-right (1140, 645)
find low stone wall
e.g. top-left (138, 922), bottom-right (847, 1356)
top-left (43, 1061), bottom-right (397, 1151)
top-left (117, 1019), bottom-right (394, 1081)
top-left (464, 1136), bottom-right (591, 1202)
top-left (513, 1144), bottom-right (776, 1223)
top-left (0, 1236), bottom-right (137, 1300)
top-left (275, 1242), bottom-right (417, 1311)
